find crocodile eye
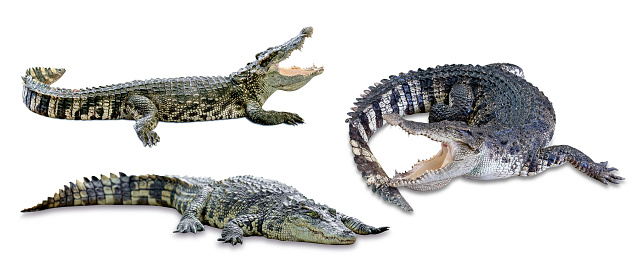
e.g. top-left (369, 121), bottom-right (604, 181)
top-left (259, 56), bottom-right (271, 67)
top-left (301, 205), bottom-right (320, 218)
top-left (259, 51), bottom-right (279, 67)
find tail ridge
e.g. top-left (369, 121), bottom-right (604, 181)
top-left (346, 71), bottom-right (434, 211)
top-left (21, 173), bottom-right (194, 212)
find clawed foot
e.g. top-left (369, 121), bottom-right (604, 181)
top-left (594, 161), bottom-right (625, 184)
top-left (247, 104), bottom-right (305, 126)
top-left (277, 112), bottom-right (304, 125)
top-left (218, 231), bottom-right (243, 246)
top-left (174, 215), bottom-right (204, 234)
top-left (137, 129), bottom-right (160, 147)
top-left (366, 226), bottom-right (389, 234)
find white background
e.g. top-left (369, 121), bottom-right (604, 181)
top-left (1, 1), bottom-right (642, 267)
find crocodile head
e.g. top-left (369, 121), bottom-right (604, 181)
top-left (232, 27), bottom-right (323, 94)
top-left (382, 114), bottom-right (485, 190)
top-left (273, 201), bottom-right (356, 245)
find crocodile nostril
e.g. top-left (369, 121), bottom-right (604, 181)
top-left (301, 27), bottom-right (313, 37)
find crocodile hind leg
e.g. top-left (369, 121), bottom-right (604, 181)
top-left (125, 95), bottom-right (160, 147)
top-left (174, 185), bottom-right (213, 234)
top-left (217, 214), bottom-right (263, 245)
top-left (523, 145), bottom-right (624, 184)
top-left (246, 101), bottom-right (304, 125)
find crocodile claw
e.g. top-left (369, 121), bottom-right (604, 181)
top-left (218, 222), bottom-right (245, 245)
top-left (173, 215), bottom-right (204, 233)
top-left (281, 112), bottom-right (304, 125)
top-left (595, 161), bottom-right (624, 185)
top-left (218, 235), bottom-right (243, 246)
top-left (369, 226), bottom-right (390, 234)
top-left (138, 130), bottom-right (160, 147)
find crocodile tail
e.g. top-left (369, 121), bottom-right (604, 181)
top-left (346, 70), bottom-right (435, 211)
top-left (25, 67), bottom-right (66, 85)
top-left (21, 173), bottom-right (198, 212)
top-left (349, 122), bottom-right (413, 211)
top-left (22, 67), bottom-right (126, 120)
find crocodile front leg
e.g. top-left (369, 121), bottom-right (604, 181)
top-left (246, 102), bottom-right (304, 125)
top-left (338, 213), bottom-right (389, 235)
top-left (174, 185), bottom-right (213, 234)
top-left (217, 214), bottom-right (263, 246)
top-left (523, 145), bottom-right (624, 184)
top-left (125, 95), bottom-right (160, 147)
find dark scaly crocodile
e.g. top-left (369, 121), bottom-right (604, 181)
top-left (22, 27), bottom-right (323, 147)
top-left (22, 173), bottom-right (388, 245)
top-left (347, 63), bottom-right (624, 211)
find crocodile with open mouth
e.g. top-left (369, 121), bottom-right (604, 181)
top-left (347, 63), bottom-right (624, 211)
top-left (22, 27), bottom-right (323, 147)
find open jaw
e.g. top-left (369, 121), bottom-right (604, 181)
top-left (380, 114), bottom-right (476, 188)
top-left (389, 141), bottom-right (455, 187)
top-left (277, 63), bottom-right (324, 77)
top-left (271, 26), bottom-right (323, 78)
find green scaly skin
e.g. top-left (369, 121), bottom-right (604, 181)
top-left (22, 27), bottom-right (323, 147)
top-left (22, 173), bottom-right (388, 245)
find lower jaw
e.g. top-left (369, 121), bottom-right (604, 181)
top-left (322, 237), bottom-right (356, 245)
top-left (395, 143), bottom-right (452, 182)
top-left (299, 233), bottom-right (356, 245)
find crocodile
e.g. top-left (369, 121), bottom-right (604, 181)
top-left (347, 63), bottom-right (624, 211)
top-left (22, 173), bottom-right (388, 245)
top-left (22, 27), bottom-right (323, 147)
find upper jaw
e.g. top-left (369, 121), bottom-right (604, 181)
top-left (276, 26), bottom-right (313, 61)
top-left (251, 27), bottom-right (323, 88)
top-left (272, 27), bottom-right (323, 78)
top-left (258, 27), bottom-right (318, 69)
